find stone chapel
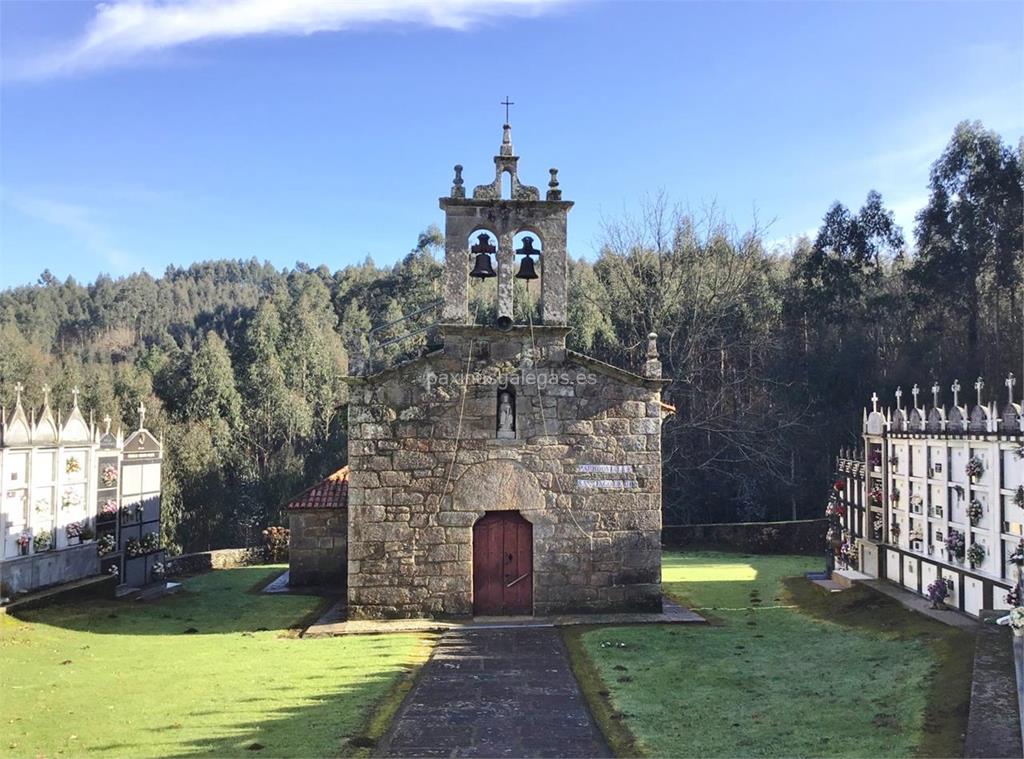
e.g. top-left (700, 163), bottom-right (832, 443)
top-left (287, 124), bottom-right (671, 619)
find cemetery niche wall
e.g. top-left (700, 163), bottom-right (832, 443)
top-left (832, 376), bottom-right (1024, 617)
top-left (0, 384), bottom-right (165, 597)
top-left (337, 124), bottom-right (673, 619)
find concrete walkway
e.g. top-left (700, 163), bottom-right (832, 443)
top-left (860, 579), bottom-right (980, 632)
top-left (376, 627), bottom-right (611, 758)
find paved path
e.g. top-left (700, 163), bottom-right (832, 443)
top-left (860, 579), bottom-right (980, 632)
top-left (377, 628), bottom-right (611, 758)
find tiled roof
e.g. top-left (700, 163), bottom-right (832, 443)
top-left (284, 466), bottom-right (349, 510)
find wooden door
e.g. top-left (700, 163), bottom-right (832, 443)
top-left (472, 511), bottom-right (533, 615)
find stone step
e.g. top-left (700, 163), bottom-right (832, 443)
top-left (0, 573), bottom-right (116, 614)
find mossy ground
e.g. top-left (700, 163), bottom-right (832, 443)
top-left (569, 551), bottom-right (973, 757)
top-left (0, 566), bottom-right (426, 758)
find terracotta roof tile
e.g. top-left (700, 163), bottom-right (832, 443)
top-left (284, 466), bottom-right (349, 510)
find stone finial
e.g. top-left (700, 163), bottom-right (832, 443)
top-left (911, 384), bottom-right (920, 409)
top-left (951, 379), bottom-right (961, 407)
top-left (931, 382), bottom-right (940, 408)
top-left (71, 386), bottom-right (80, 408)
top-left (41, 384), bottom-right (50, 408)
top-left (103, 414), bottom-right (111, 435)
top-left (451, 164), bottom-right (465, 199)
top-left (547, 168), bottom-right (562, 201)
top-left (643, 332), bottom-right (661, 379)
top-left (500, 124), bottom-right (514, 157)
top-left (894, 386), bottom-right (902, 410)
top-left (13, 381), bottom-right (23, 407)
top-left (137, 400), bottom-right (146, 430)
top-left (975, 376), bottom-right (984, 406)
top-left (1008, 373), bottom-right (1017, 404)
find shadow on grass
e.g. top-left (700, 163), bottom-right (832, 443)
top-left (784, 576), bottom-right (974, 759)
top-left (9, 567), bottom-right (337, 636)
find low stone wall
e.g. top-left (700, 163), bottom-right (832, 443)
top-left (289, 507), bottom-right (346, 587)
top-left (163, 547), bottom-right (267, 577)
top-left (662, 519), bottom-right (826, 555)
top-left (0, 542), bottom-right (100, 596)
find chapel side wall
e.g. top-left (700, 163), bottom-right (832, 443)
top-left (288, 508), bottom-right (347, 586)
top-left (346, 329), bottom-right (663, 619)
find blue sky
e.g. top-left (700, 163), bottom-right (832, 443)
top-left (1, 0), bottom-right (1021, 289)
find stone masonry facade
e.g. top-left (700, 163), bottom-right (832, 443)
top-left (345, 124), bottom-right (668, 619)
top-left (288, 508), bottom-right (347, 587)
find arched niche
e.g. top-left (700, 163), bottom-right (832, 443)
top-left (467, 229), bottom-right (499, 325)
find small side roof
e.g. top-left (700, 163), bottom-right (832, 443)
top-left (284, 466), bottom-right (349, 511)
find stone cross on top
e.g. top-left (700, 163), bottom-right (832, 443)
top-left (41, 384), bottom-right (51, 407)
top-left (501, 96), bottom-right (514, 124)
top-left (1009, 373), bottom-right (1017, 404)
top-left (931, 382), bottom-right (940, 408)
top-left (103, 414), bottom-right (111, 435)
top-left (911, 384), bottom-right (920, 409)
top-left (137, 400), bottom-right (146, 430)
top-left (13, 381), bottom-right (24, 406)
top-left (870, 392), bottom-right (879, 413)
top-left (951, 379), bottom-right (961, 407)
top-left (71, 386), bottom-right (80, 407)
top-left (894, 386), bottom-right (902, 410)
top-left (975, 377), bottom-right (985, 406)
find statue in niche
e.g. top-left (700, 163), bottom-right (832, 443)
top-left (497, 390), bottom-right (515, 439)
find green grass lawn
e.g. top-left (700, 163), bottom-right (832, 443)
top-left (573, 551), bottom-right (973, 758)
top-left (0, 567), bottom-right (426, 758)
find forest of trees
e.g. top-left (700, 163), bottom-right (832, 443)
top-left (1, 120), bottom-right (1021, 554)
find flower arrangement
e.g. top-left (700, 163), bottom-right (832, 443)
top-left (152, 562), bottom-right (166, 582)
top-left (97, 533), bottom-right (116, 555)
top-left (946, 529), bottom-right (965, 560)
top-left (80, 525), bottom-right (95, 541)
top-left (869, 488), bottom-right (883, 508)
top-left (869, 450), bottom-right (882, 467)
top-left (965, 456), bottom-right (984, 479)
top-left (34, 498), bottom-right (50, 515)
top-left (890, 488), bottom-right (901, 504)
top-left (889, 521), bottom-right (900, 542)
top-left (1015, 486), bottom-right (1024, 509)
top-left (1009, 539), bottom-right (1024, 567)
top-left (107, 564), bottom-right (119, 578)
top-left (65, 521), bottom-right (83, 540)
top-left (34, 530), bottom-right (53, 551)
top-left (17, 531), bottom-right (31, 555)
top-left (890, 455), bottom-right (899, 470)
top-left (968, 500), bottom-right (983, 526)
top-left (101, 464), bottom-right (118, 488)
top-left (140, 532), bottom-right (160, 553)
top-left (100, 499), bottom-right (119, 517)
top-left (839, 539), bottom-right (856, 569)
top-left (1014, 444), bottom-right (1024, 461)
top-left (926, 578), bottom-right (952, 608)
top-left (125, 538), bottom-right (142, 557)
top-left (966, 542), bottom-right (986, 568)
top-left (909, 494), bottom-right (923, 513)
top-left (825, 502), bottom-right (845, 519)
top-left (1007, 586), bottom-right (1021, 607)
top-left (871, 515), bottom-right (884, 539)
top-left (1009, 607), bottom-right (1024, 635)
top-left (61, 488), bottom-right (81, 510)
top-left (65, 456), bottom-right (81, 474)
top-left (833, 480), bottom-right (845, 492)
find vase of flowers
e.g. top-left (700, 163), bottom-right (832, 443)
top-left (125, 538), bottom-right (142, 558)
top-left (16, 531), bottom-right (31, 556)
top-left (65, 456), bottom-right (81, 475)
top-left (97, 533), bottom-right (116, 556)
top-left (967, 542), bottom-right (986, 569)
top-left (947, 529), bottom-right (965, 562)
top-left (968, 500), bottom-right (983, 526)
top-left (965, 456), bottom-right (984, 481)
top-left (152, 562), bottom-right (166, 582)
top-left (869, 487), bottom-right (883, 508)
top-left (101, 464), bottom-right (118, 488)
top-left (927, 578), bottom-right (952, 609)
top-left (1007, 586), bottom-right (1021, 608)
top-left (100, 499), bottom-right (119, 518)
top-left (65, 521), bottom-right (83, 545)
top-left (107, 564), bottom-right (119, 579)
top-left (889, 521), bottom-right (900, 543)
top-left (1010, 607), bottom-right (1024, 637)
top-left (33, 530), bottom-right (53, 552)
top-left (141, 532), bottom-right (160, 553)
top-left (1009, 539), bottom-right (1024, 568)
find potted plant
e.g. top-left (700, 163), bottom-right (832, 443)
top-left (125, 537), bottom-right (142, 558)
top-left (141, 532), bottom-right (160, 553)
top-left (16, 531), bottom-right (31, 556)
top-left (926, 578), bottom-right (952, 609)
top-left (65, 521), bottom-right (83, 545)
top-left (33, 530), bottom-right (53, 552)
top-left (100, 499), bottom-right (119, 518)
top-left (80, 525), bottom-right (95, 542)
top-left (965, 456), bottom-right (984, 481)
top-left (967, 542), bottom-right (986, 569)
top-left (968, 500), bottom-right (983, 526)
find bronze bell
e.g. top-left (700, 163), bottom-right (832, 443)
top-left (515, 236), bottom-right (539, 280)
top-left (515, 254), bottom-right (538, 280)
top-left (469, 233), bottom-right (497, 279)
top-left (470, 251), bottom-right (496, 279)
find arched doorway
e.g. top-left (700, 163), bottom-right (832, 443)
top-left (473, 511), bottom-right (533, 615)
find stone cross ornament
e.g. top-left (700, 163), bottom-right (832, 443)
top-left (975, 377), bottom-right (985, 406)
top-left (951, 379), bottom-right (961, 407)
top-left (894, 386), bottom-right (902, 410)
top-left (911, 384), bottom-right (920, 409)
top-left (931, 382), bottom-right (940, 408)
top-left (1008, 373), bottom-right (1017, 404)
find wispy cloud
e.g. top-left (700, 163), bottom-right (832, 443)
top-left (11, 0), bottom-right (562, 81)
top-left (2, 191), bottom-right (135, 279)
